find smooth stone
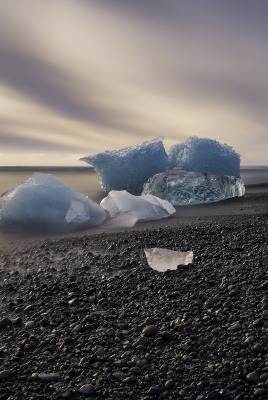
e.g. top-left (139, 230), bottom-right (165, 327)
top-left (0, 370), bottom-right (11, 379)
top-left (260, 373), bottom-right (268, 381)
top-left (79, 384), bottom-right (96, 395)
top-left (93, 347), bottom-right (105, 357)
top-left (130, 366), bottom-right (141, 375)
top-left (227, 322), bottom-right (241, 331)
top-left (133, 336), bottom-right (149, 347)
top-left (160, 365), bottom-right (168, 372)
top-left (106, 328), bottom-right (116, 336)
top-left (0, 318), bottom-right (12, 329)
top-left (253, 343), bottom-right (264, 353)
top-left (252, 318), bottom-right (263, 326)
top-left (68, 298), bottom-right (78, 305)
top-left (142, 325), bottom-right (158, 337)
top-left (207, 390), bottom-right (218, 399)
top-left (204, 364), bottom-right (214, 373)
top-left (161, 331), bottom-right (174, 341)
top-left (38, 373), bottom-right (60, 382)
top-left (11, 317), bottom-right (22, 325)
top-left (211, 327), bottom-right (221, 335)
top-left (165, 380), bottom-right (175, 389)
top-left (61, 390), bottom-right (74, 399)
top-left (254, 388), bottom-right (268, 396)
top-left (148, 386), bottom-right (162, 396)
top-left (246, 372), bottom-right (259, 382)
top-left (112, 372), bottom-right (126, 381)
top-left (23, 305), bottom-right (34, 313)
top-left (25, 321), bottom-right (35, 329)
top-left (40, 319), bottom-right (50, 327)
top-left (114, 359), bottom-right (127, 368)
top-left (136, 359), bottom-right (148, 368)
top-left (91, 311), bottom-right (106, 316)
top-left (123, 376), bottom-right (138, 384)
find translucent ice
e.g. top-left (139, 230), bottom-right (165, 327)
top-left (145, 248), bottom-right (193, 272)
top-left (143, 169), bottom-right (245, 206)
top-left (0, 173), bottom-right (106, 231)
top-left (168, 136), bottom-right (241, 178)
top-left (102, 212), bottom-right (139, 229)
top-left (100, 190), bottom-right (175, 221)
top-left (80, 137), bottom-right (169, 194)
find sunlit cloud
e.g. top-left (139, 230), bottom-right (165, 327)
top-left (0, 0), bottom-right (267, 165)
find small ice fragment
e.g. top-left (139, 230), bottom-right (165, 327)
top-left (65, 198), bottom-right (90, 223)
top-left (145, 248), bottom-right (193, 272)
top-left (102, 212), bottom-right (138, 229)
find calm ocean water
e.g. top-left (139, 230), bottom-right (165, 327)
top-left (0, 166), bottom-right (267, 198)
top-left (240, 167), bottom-right (268, 185)
top-left (0, 168), bottom-right (105, 203)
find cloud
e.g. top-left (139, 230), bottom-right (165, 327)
top-left (0, 131), bottom-right (79, 151)
top-left (0, 43), bottom-right (131, 132)
top-left (0, 0), bottom-right (267, 165)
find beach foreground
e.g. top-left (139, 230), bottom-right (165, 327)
top-left (0, 185), bottom-right (268, 399)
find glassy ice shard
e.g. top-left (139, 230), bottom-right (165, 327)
top-left (143, 169), bottom-right (245, 206)
top-left (145, 248), bottom-right (193, 272)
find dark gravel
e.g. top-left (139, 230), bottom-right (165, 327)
top-left (0, 214), bottom-right (268, 399)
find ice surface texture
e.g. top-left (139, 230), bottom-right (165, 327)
top-left (143, 170), bottom-right (245, 206)
top-left (168, 136), bottom-right (241, 178)
top-left (145, 248), bottom-right (193, 272)
top-left (80, 137), bottom-right (169, 194)
top-left (0, 173), bottom-right (106, 231)
top-left (101, 190), bottom-right (175, 221)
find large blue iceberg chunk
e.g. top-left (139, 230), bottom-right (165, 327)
top-left (0, 173), bottom-right (106, 231)
top-left (168, 136), bottom-right (241, 178)
top-left (80, 137), bottom-right (169, 194)
top-left (142, 169), bottom-right (245, 206)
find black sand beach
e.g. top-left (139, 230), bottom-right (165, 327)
top-left (0, 183), bottom-right (268, 399)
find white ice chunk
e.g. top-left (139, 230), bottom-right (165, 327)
top-left (102, 212), bottom-right (138, 229)
top-left (168, 136), bottom-right (241, 178)
top-left (80, 137), bottom-right (169, 194)
top-left (145, 248), bottom-right (193, 272)
top-left (100, 190), bottom-right (175, 222)
top-left (0, 173), bottom-right (106, 231)
top-left (65, 198), bottom-right (89, 224)
top-left (143, 169), bottom-right (245, 206)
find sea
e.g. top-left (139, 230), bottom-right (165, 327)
top-left (0, 166), bottom-right (267, 196)
top-left (0, 166), bottom-right (267, 246)
top-left (0, 167), bottom-right (105, 204)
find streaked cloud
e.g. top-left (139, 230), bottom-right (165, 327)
top-left (0, 0), bottom-right (267, 165)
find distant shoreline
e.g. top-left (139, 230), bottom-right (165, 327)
top-left (0, 166), bottom-right (94, 171)
top-left (0, 165), bottom-right (267, 171)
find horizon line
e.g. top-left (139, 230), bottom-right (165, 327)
top-left (0, 165), bottom-right (267, 169)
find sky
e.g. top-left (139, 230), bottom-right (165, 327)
top-left (0, 0), bottom-right (268, 166)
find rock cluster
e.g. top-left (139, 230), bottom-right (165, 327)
top-left (0, 215), bottom-right (267, 399)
